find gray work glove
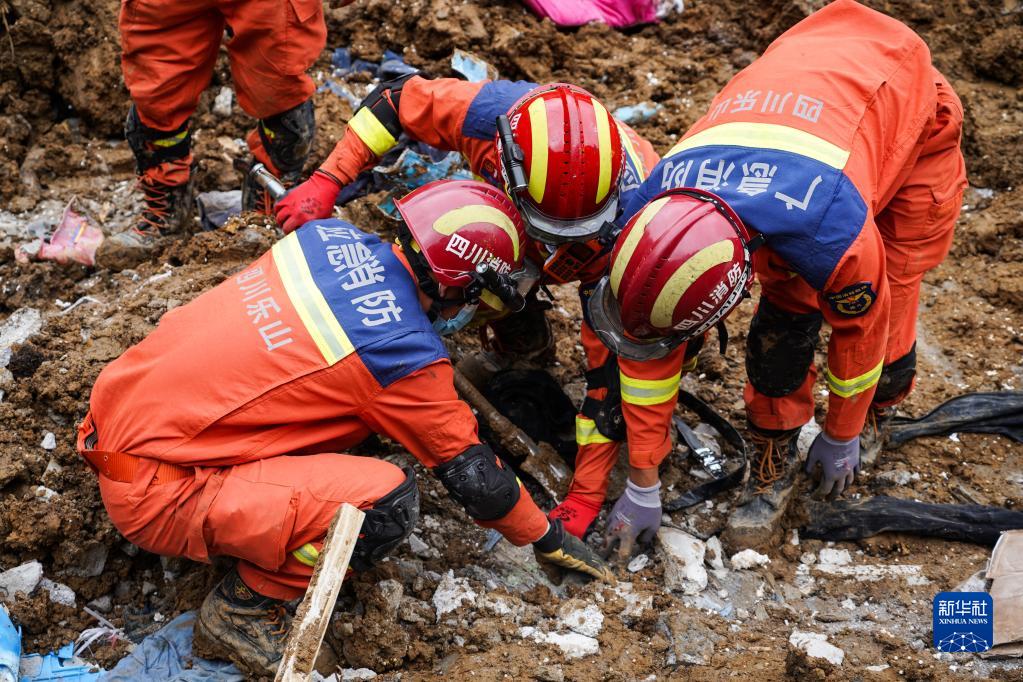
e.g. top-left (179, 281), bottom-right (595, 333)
top-left (805, 432), bottom-right (860, 499)
top-left (602, 479), bottom-right (662, 562)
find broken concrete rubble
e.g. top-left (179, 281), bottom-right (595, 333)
top-left (657, 527), bottom-right (707, 595)
top-left (788, 630), bottom-right (845, 666)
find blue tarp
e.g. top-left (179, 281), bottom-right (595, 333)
top-left (101, 613), bottom-right (242, 682)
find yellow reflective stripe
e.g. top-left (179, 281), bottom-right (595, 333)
top-left (617, 123), bottom-right (647, 181)
top-left (261, 122), bottom-right (274, 140)
top-left (431, 205), bottom-right (521, 261)
top-left (650, 239), bottom-right (734, 328)
top-left (272, 233), bottom-right (355, 365)
top-left (619, 371), bottom-right (681, 406)
top-left (152, 130), bottom-right (188, 148)
top-left (592, 99), bottom-right (613, 204)
top-left (576, 416), bottom-right (613, 445)
top-left (479, 289), bottom-right (505, 312)
top-left (827, 359), bottom-right (884, 398)
top-left (682, 355), bottom-right (698, 373)
top-left (667, 122), bottom-right (850, 169)
top-left (349, 107), bottom-right (398, 157)
top-left (609, 196), bottom-right (669, 295)
top-left (526, 98), bottom-right (548, 204)
top-left (292, 543), bottom-right (319, 567)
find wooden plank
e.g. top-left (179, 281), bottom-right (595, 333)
top-left (275, 503), bottom-right (366, 682)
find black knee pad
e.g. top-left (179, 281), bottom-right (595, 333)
top-left (350, 466), bottom-right (420, 572)
top-left (434, 445), bottom-right (520, 521)
top-left (874, 344), bottom-right (917, 405)
top-left (258, 99), bottom-right (316, 181)
top-left (125, 104), bottom-right (191, 174)
top-left (580, 354), bottom-right (625, 442)
top-left (746, 297), bottom-right (823, 398)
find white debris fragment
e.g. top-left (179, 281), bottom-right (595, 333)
top-left (558, 604), bottom-right (604, 638)
top-left (41, 432), bottom-right (56, 450)
top-left (33, 486), bottom-right (58, 501)
top-left (840, 598), bottom-right (856, 610)
top-left (340, 669), bottom-right (378, 681)
top-left (519, 627), bottom-right (599, 659)
top-left (704, 536), bottom-right (725, 570)
top-left (0, 561), bottom-right (43, 601)
top-left (818, 548), bottom-right (852, 566)
top-left (627, 554), bottom-right (649, 573)
top-left (40, 578), bottom-right (75, 607)
top-left (800, 552), bottom-right (817, 565)
top-left (0, 308), bottom-right (43, 368)
top-left (949, 433), bottom-right (960, 443)
top-left (865, 664), bottom-right (890, 672)
top-left (789, 630), bottom-right (845, 666)
top-left (213, 87), bottom-right (234, 117)
top-left (613, 582), bottom-right (653, 618)
top-left (408, 534), bottom-right (431, 557)
top-left (730, 549), bottom-right (771, 570)
top-left (656, 528), bottom-right (707, 595)
top-left (432, 570), bottom-right (477, 619)
top-left (797, 418), bottom-right (822, 456)
top-left (813, 561), bottom-right (928, 584)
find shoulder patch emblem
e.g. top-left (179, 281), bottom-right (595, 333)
top-left (826, 282), bottom-right (876, 317)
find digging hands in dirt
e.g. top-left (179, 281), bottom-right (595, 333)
top-left (602, 478), bottom-right (662, 563)
top-left (805, 432), bottom-right (861, 499)
top-left (533, 519), bottom-right (615, 585)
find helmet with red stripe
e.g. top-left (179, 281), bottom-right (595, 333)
top-left (395, 179), bottom-right (533, 321)
top-left (496, 83), bottom-right (624, 244)
top-left (588, 188), bottom-right (755, 361)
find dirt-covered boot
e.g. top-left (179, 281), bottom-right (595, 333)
top-left (724, 426), bottom-right (800, 552)
top-left (192, 570), bottom-right (292, 678)
top-left (859, 405), bottom-right (896, 469)
top-left (97, 167), bottom-right (194, 270)
top-left (243, 100), bottom-right (315, 215)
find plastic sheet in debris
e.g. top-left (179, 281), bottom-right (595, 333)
top-left (15, 200), bottom-right (104, 267)
top-left (451, 49), bottom-right (498, 82)
top-left (1, 606), bottom-right (18, 682)
top-left (613, 101), bottom-right (662, 124)
top-left (20, 644), bottom-right (101, 681)
top-left (321, 48), bottom-right (417, 108)
top-left (520, 0), bottom-right (672, 28)
top-left (102, 612), bottom-right (242, 681)
top-left (374, 148), bottom-right (474, 218)
top-left (195, 191), bottom-right (241, 232)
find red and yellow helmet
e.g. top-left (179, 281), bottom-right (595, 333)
top-left (496, 83), bottom-right (624, 244)
top-left (588, 188), bottom-right (755, 361)
top-left (395, 179), bottom-right (531, 317)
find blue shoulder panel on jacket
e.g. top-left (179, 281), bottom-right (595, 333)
top-left (628, 145), bottom-right (868, 290)
top-left (462, 80), bottom-right (538, 141)
top-left (295, 219), bottom-right (448, 387)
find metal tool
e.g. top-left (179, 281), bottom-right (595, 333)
top-left (249, 162), bottom-right (287, 202)
top-left (674, 416), bottom-right (725, 477)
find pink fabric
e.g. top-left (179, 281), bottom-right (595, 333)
top-left (521, 0), bottom-right (658, 28)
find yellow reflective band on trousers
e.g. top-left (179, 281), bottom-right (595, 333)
top-left (349, 107), bottom-right (398, 157)
top-left (682, 355), bottom-right (698, 373)
top-left (667, 122), bottom-right (851, 170)
top-left (152, 129), bottom-right (189, 147)
top-left (272, 233), bottom-right (356, 365)
top-left (292, 543), bottom-right (319, 567)
top-left (576, 416), bottom-right (613, 445)
top-left (620, 371), bottom-right (681, 406)
top-left (827, 359), bottom-right (883, 398)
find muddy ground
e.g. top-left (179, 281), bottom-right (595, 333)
top-left (1, 0), bottom-right (1022, 679)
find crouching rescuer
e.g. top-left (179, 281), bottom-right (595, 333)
top-left (77, 179), bottom-right (612, 677)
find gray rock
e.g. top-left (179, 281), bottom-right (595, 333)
top-left (41, 432), bottom-right (56, 450)
top-left (0, 308), bottom-right (43, 368)
top-left (68, 544), bottom-right (108, 578)
top-left (0, 561), bottom-right (42, 601)
top-left (141, 581), bottom-right (157, 596)
top-left (40, 578), bottom-right (75, 607)
top-left (374, 579), bottom-right (403, 617)
top-left (88, 595), bottom-right (113, 613)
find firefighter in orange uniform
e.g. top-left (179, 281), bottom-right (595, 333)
top-left (590, 0), bottom-right (967, 550)
top-left (276, 76), bottom-right (703, 545)
top-left (78, 180), bottom-right (611, 677)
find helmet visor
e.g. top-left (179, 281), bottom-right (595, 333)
top-left (513, 188), bottom-right (620, 245)
top-left (586, 277), bottom-right (685, 362)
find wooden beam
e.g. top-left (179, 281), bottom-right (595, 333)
top-left (275, 503), bottom-right (366, 682)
